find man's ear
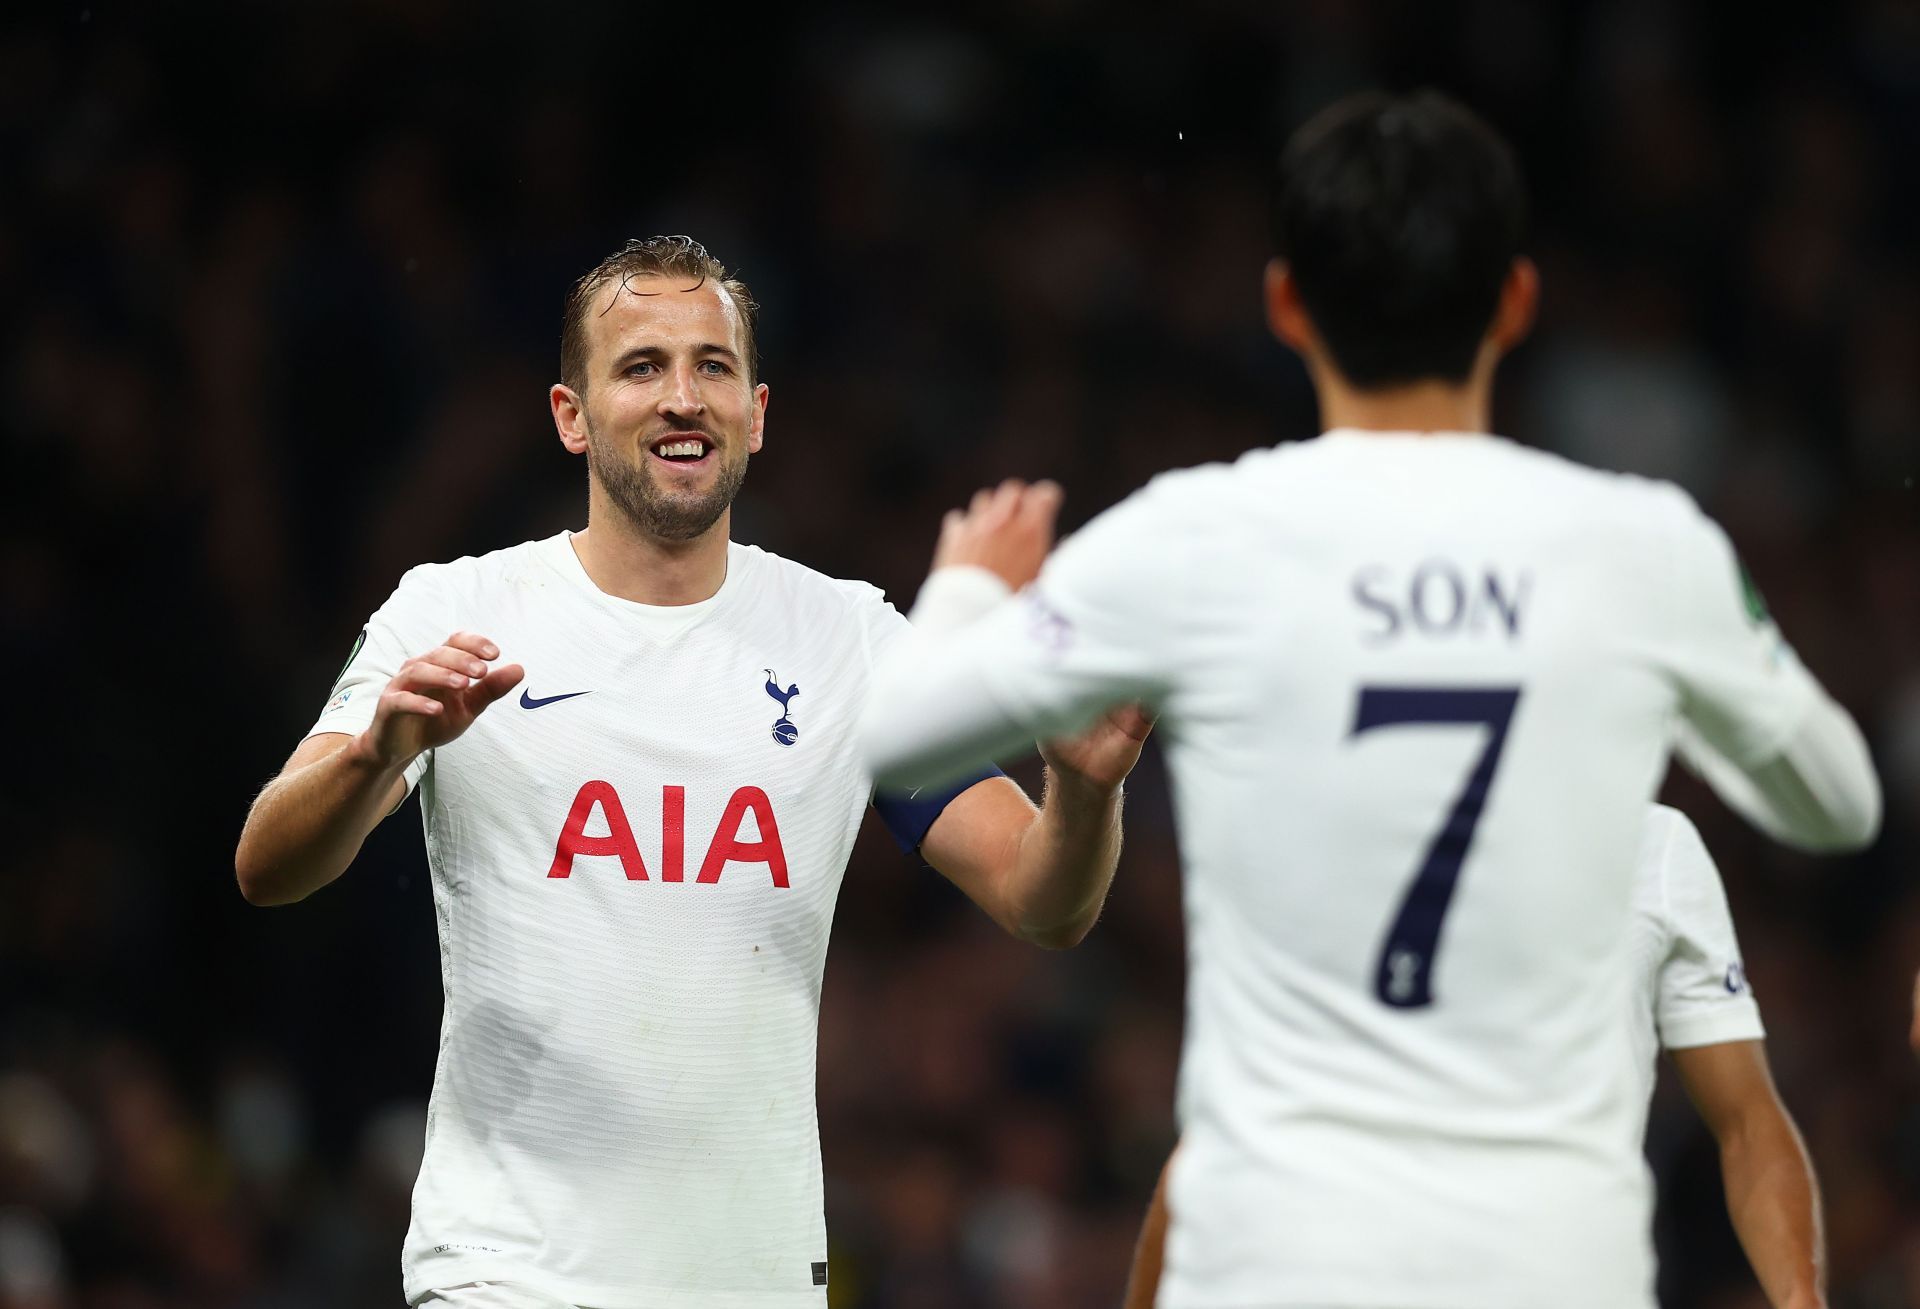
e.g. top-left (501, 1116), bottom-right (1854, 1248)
top-left (747, 381), bottom-right (769, 455)
top-left (1264, 259), bottom-right (1318, 358)
top-left (1490, 257), bottom-right (1539, 354)
top-left (551, 384), bottom-right (590, 455)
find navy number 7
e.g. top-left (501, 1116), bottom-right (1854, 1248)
top-left (1351, 687), bottom-right (1521, 1009)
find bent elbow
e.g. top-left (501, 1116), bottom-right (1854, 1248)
top-left (234, 847), bottom-right (300, 908)
top-left (234, 861), bottom-right (275, 907)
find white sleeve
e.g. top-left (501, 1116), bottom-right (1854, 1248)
top-left (861, 489), bottom-right (1184, 791)
top-left (1648, 808), bottom-right (1766, 1051)
top-left (305, 564), bottom-right (445, 797)
top-left (1661, 494), bottom-right (1881, 851)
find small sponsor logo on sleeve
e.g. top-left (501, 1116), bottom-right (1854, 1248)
top-left (812, 1261), bottom-right (828, 1287)
top-left (325, 689), bottom-right (352, 713)
top-left (1023, 588), bottom-right (1074, 656)
top-left (1724, 961), bottom-right (1748, 995)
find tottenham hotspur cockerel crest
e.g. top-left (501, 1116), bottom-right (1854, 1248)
top-left (764, 669), bottom-right (800, 746)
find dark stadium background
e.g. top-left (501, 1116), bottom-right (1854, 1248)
top-left (2, 1), bottom-right (1916, 1305)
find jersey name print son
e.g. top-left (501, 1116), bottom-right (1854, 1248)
top-left (312, 531), bottom-right (931, 1309)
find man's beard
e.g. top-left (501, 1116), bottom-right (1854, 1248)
top-left (586, 422), bottom-right (749, 543)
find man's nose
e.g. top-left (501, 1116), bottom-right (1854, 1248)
top-left (658, 363), bottom-right (706, 417)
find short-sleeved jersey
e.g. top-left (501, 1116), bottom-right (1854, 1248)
top-left (873, 432), bottom-right (1836, 1309)
top-left (1628, 805), bottom-right (1765, 1118)
top-left (310, 532), bottom-right (964, 1308)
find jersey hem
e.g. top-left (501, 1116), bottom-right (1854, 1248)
top-left (1158, 1289), bottom-right (1652, 1309)
top-left (407, 1259), bottom-right (829, 1308)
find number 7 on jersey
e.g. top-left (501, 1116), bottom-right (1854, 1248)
top-left (1351, 687), bottom-right (1522, 1010)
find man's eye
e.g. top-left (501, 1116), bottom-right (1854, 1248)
top-left (700, 360), bottom-right (728, 375)
top-left (627, 362), bottom-right (656, 377)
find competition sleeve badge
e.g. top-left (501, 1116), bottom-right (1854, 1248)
top-left (1737, 560), bottom-right (1770, 625)
top-left (324, 628), bottom-right (368, 711)
top-left (763, 669), bottom-right (800, 746)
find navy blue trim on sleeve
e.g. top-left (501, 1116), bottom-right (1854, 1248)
top-left (872, 766), bottom-right (1008, 853)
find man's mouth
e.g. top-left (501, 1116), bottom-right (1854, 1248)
top-left (648, 433), bottom-right (715, 467)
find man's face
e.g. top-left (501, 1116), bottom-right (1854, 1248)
top-left (571, 274), bottom-right (767, 542)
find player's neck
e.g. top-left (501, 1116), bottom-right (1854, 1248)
top-left (1311, 354), bottom-right (1496, 437)
top-left (1317, 381), bottom-right (1491, 436)
top-left (570, 510), bottom-right (731, 607)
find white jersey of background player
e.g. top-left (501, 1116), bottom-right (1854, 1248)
top-left (862, 93), bottom-right (1878, 1309)
top-left (235, 237), bottom-right (1151, 1309)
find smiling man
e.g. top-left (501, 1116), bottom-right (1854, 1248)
top-left (233, 235), bottom-right (1149, 1309)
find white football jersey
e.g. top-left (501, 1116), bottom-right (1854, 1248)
top-left (310, 532), bottom-right (957, 1308)
top-left (1627, 805), bottom-right (1764, 1121)
top-left (862, 431), bottom-right (1875, 1309)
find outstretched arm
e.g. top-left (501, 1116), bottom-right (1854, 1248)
top-left (863, 479), bottom-right (1174, 791)
top-left (1672, 1040), bottom-right (1825, 1309)
top-left (1665, 502), bottom-right (1879, 852)
top-left (867, 480), bottom-right (1153, 945)
top-left (917, 705), bottom-right (1151, 949)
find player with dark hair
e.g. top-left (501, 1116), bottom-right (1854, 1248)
top-left (861, 91), bottom-right (1877, 1308)
top-left (235, 235), bottom-right (1150, 1309)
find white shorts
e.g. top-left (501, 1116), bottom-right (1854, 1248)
top-left (414, 1283), bottom-right (582, 1309)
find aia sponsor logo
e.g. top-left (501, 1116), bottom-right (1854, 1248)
top-left (547, 782), bottom-right (790, 887)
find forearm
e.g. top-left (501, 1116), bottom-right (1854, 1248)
top-left (1683, 691), bottom-right (1880, 853)
top-left (235, 734), bottom-right (410, 905)
top-left (865, 568), bottom-right (1043, 791)
top-left (1720, 1111), bottom-right (1826, 1309)
top-left (1003, 767), bottom-right (1123, 948)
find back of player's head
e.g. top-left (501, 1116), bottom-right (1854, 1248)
top-left (1271, 90), bottom-right (1527, 389)
top-left (561, 235), bottom-right (760, 391)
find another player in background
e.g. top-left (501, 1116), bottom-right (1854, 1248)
top-left (1123, 805), bottom-right (1825, 1309)
top-left (233, 236), bottom-right (1150, 1309)
top-left (861, 91), bottom-right (1878, 1308)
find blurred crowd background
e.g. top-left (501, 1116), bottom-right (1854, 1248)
top-left (2, 1), bottom-right (1917, 1305)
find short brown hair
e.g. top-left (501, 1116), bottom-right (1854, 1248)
top-left (559, 235), bottom-right (760, 391)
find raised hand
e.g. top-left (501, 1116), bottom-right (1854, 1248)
top-left (931, 478), bottom-right (1064, 592)
top-left (360, 631), bottom-right (525, 769)
top-left (1040, 704), bottom-right (1157, 797)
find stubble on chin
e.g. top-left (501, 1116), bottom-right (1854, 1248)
top-left (585, 427), bottom-right (748, 543)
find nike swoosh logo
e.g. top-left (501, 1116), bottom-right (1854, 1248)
top-left (520, 689), bottom-right (592, 710)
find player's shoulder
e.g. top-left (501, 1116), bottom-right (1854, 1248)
top-left (1636, 803), bottom-right (1720, 901)
top-left (1484, 439), bottom-right (1715, 539)
top-left (1637, 803), bottom-right (1699, 874)
top-left (1074, 435), bottom-right (1695, 533)
top-left (1268, 431), bottom-right (1705, 520)
top-left (373, 535), bottom-right (576, 622)
top-left (733, 542), bottom-right (899, 624)
top-left (401, 534), bottom-right (563, 593)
